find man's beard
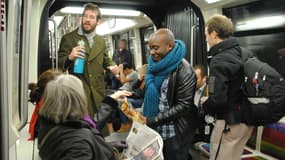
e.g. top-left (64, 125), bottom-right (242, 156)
top-left (82, 23), bottom-right (96, 34)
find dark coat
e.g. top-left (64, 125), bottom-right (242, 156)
top-left (37, 97), bottom-right (119, 160)
top-left (58, 28), bottom-right (115, 115)
top-left (38, 118), bottom-right (116, 160)
top-left (146, 59), bottom-right (198, 139)
top-left (203, 38), bottom-right (244, 124)
top-left (112, 49), bottom-right (132, 66)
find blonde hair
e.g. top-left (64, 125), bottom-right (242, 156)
top-left (39, 74), bottom-right (88, 124)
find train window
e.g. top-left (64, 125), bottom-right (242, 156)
top-left (224, 0), bottom-right (285, 32)
top-left (237, 33), bottom-right (285, 77)
top-left (140, 26), bottom-right (154, 64)
top-left (223, 0), bottom-right (285, 77)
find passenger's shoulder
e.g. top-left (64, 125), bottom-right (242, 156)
top-left (63, 29), bottom-right (79, 37)
top-left (177, 59), bottom-right (194, 75)
top-left (95, 34), bottom-right (105, 41)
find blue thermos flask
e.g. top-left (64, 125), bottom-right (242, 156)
top-left (73, 40), bottom-right (85, 74)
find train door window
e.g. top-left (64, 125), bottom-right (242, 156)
top-left (8, 0), bottom-right (24, 126)
top-left (140, 26), bottom-right (154, 64)
top-left (128, 30), bottom-right (137, 69)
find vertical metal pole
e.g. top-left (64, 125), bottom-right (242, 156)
top-left (190, 25), bottom-right (197, 65)
top-left (48, 18), bottom-right (58, 70)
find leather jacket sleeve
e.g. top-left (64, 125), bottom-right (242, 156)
top-left (147, 60), bottom-right (197, 126)
top-left (93, 96), bottom-right (118, 131)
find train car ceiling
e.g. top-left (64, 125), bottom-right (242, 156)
top-left (192, 0), bottom-right (258, 10)
top-left (49, 7), bottom-right (152, 36)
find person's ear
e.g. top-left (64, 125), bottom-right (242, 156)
top-left (168, 42), bottom-right (174, 50)
top-left (202, 76), bottom-right (207, 84)
top-left (96, 19), bottom-right (101, 25)
top-left (211, 31), bottom-right (218, 39)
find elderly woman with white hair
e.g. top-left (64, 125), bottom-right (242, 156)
top-left (37, 74), bottom-right (131, 160)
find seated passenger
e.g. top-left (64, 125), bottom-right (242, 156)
top-left (28, 69), bottom-right (61, 140)
top-left (127, 64), bottom-right (148, 108)
top-left (192, 64), bottom-right (214, 143)
top-left (113, 64), bottom-right (147, 129)
top-left (118, 63), bottom-right (139, 91)
top-left (37, 74), bottom-right (130, 160)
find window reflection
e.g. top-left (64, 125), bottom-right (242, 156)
top-left (238, 32), bottom-right (285, 77)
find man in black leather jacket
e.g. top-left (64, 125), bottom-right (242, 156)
top-left (200, 15), bottom-right (253, 160)
top-left (140, 28), bottom-right (197, 160)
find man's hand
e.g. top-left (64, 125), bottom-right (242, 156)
top-left (133, 112), bottom-right (146, 124)
top-left (119, 64), bottom-right (124, 71)
top-left (200, 96), bottom-right (208, 105)
top-left (107, 65), bottom-right (119, 75)
top-left (68, 46), bottom-right (85, 61)
top-left (110, 90), bottom-right (132, 100)
top-left (139, 114), bottom-right (147, 124)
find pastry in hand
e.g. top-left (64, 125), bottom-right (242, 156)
top-left (120, 101), bottom-right (144, 123)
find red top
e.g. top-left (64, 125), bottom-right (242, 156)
top-left (28, 98), bottom-right (43, 140)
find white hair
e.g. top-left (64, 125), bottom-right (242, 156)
top-left (39, 74), bottom-right (88, 124)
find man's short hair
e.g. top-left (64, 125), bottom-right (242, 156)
top-left (83, 3), bottom-right (102, 20)
top-left (194, 64), bottom-right (207, 78)
top-left (205, 15), bottom-right (234, 39)
top-left (123, 63), bottom-right (132, 70)
top-left (120, 39), bottom-right (127, 44)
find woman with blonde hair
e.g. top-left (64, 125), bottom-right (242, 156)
top-left (38, 74), bottom-right (131, 160)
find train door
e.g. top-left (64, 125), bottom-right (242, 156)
top-left (1, 0), bottom-right (34, 159)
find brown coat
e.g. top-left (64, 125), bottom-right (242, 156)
top-left (58, 28), bottom-right (115, 115)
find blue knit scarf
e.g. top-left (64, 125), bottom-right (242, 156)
top-left (142, 40), bottom-right (186, 117)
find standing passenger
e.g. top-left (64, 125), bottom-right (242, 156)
top-left (112, 39), bottom-right (133, 89)
top-left (58, 3), bottom-right (118, 118)
top-left (200, 15), bottom-right (253, 160)
top-left (140, 28), bottom-right (197, 160)
top-left (112, 39), bottom-right (133, 68)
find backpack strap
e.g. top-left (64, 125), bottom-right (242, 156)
top-left (235, 46), bottom-right (255, 62)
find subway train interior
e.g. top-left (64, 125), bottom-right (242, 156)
top-left (1, 0), bottom-right (285, 159)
